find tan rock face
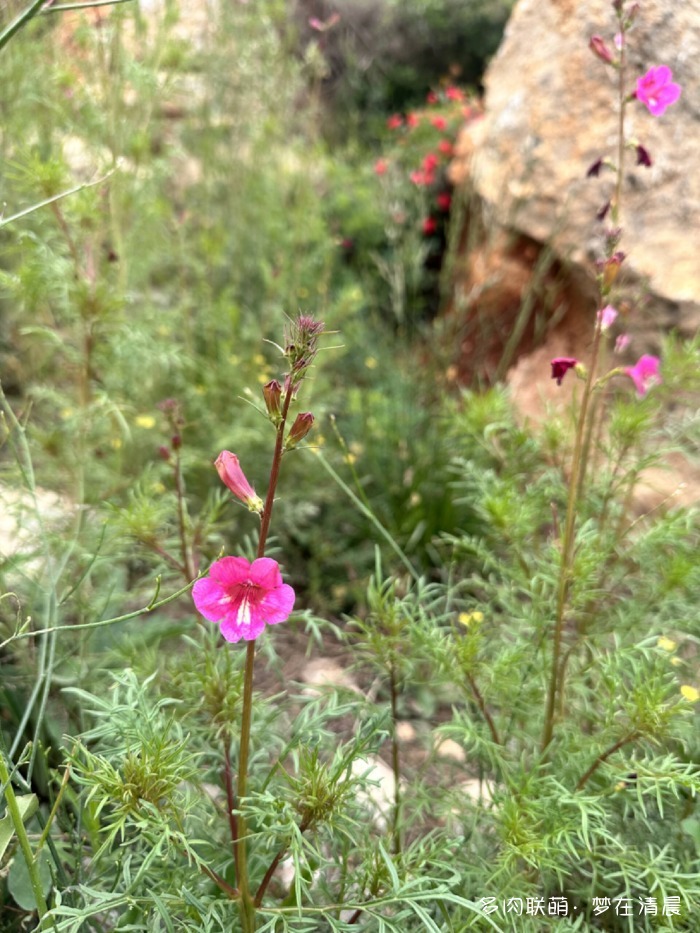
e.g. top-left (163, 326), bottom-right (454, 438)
top-left (445, 0), bottom-right (699, 507)
top-left (457, 0), bottom-right (699, 319)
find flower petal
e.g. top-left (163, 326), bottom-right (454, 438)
top-left (259, 583), bottom-right (296, 625)
top-left (192, 577), bottom-right (228, 622)
top-left (210, 556), bottom-right (252, 587)
top-left (248, 557), bottom-right (283, 589)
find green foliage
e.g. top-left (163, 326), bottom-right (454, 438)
top-left (1, 1), bottom-right (699, 931)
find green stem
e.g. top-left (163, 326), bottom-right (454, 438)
top-left (542, 321), bottom-right (604, 752)
top-left (233, 385), bottom-right (295, 932)
top-left (0, 756), bottom-right (51, 928)
top-left (388, 662), bottom-right (402, 859)
top-left (576, 731), bottom-right (638, 791)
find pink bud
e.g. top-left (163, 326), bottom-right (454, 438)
top-left (263, 379), bottom-right (283, 421)
top-left (589, 35), bottom-right (613, 64)
top-left (215, 451), bottom-right (263, 513)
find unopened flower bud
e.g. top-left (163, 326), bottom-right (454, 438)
top-left (602, 251), bottom-right (625, 288)
top-left (215, 451), bottom-right (264, 513)
top-left (171, 434), bottom-right (182, 450)
top-left (263, 379), bottom-right (283, 422)
top-left (636, 144), bottom-right (652, 167)
top-left (589, 35), bottom-right (613, 64)
top-left (158, 445), bottom-right (171, 461)
top-left (285, 412), bottom-right (315, 449)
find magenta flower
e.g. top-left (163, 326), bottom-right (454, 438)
top-left (635, 66), bottom-right (681, 116)
top-left (215, 451), bottom-right (263, 513)
top-left (193, 557), bottom-right (295, 642)
top-left (550, 357), bottom-right (578, 386)
top-left (625, 354), bottom-right (662, 396)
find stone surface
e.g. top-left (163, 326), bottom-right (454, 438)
top-left (453, 0), bottom-right (700, 328)
top-left (445, 0), bottom-right (699, 509)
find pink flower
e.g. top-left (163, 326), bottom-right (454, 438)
top-left (438, 139), bottom-right (453, 156)
top-left (215, 451), bottom-right (263, 513)
top-left (445, 86), bottom-right (464, 101)
top-left (625, 354), bottom-right (662, 396)
top-left (193, 557), bottom-right (295, 642)
top-left (635, 66), bottom-right (681, 116)
top-left (597, 305), bottom-right (618, 331)
top-left (431, 116), bottom-right (447, 131)
top-left (374, 158), bottom-right (388, 176)
top-left (423, 153), bottom-right (439, 172)
top-left (410, 170), bottom-right (427, 186)
top-left (426, 91), bottom-right (438, 104)
top-left (550, 357), bottom-right (578, 386)
top-left (387, 114), bottom-right (403, 130)
top-left (422, 216), bottom-right (437, 236)
top-left (406, 112), bottom-right (420, 128)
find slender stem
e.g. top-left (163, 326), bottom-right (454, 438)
top-left (233, 384), bottom-right (295, 932)
top-left (223, 736), bottom-right (239, 886)
top-left (541, 323), bottom-right (603, 752)
top-left (254, 815), bottom-right (311, 907)
top-left (576, 732), bottom-right (638, 791)
top-left (612, 27), bottom-right (627, 226)
top-left (235, 639), bottom-right (258, 932)
top-left (0, 756), bottom-right (51, 928)
top-left (466, 672), bottom-right (501, 746)
top-left (0, 0), bottom-right (47, 53)
top-left (173, 449), bottom-right (196, 580)
top-left (388, 662), bottom-right (402, 859)
top-left (542, 19), bottom-right (629, 752)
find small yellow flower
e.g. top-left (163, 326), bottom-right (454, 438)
top-left (135, 414), bottom-right (156, 429)
top-left (680, 685), bottom-right (700, 703)
top-left (365, 356), bottom-right (378, 370)
top-left (657, 636), bottom-right (677, 652)
top-left (150, 482), bottom-right (166, 495)
top-left (110, 437), bottom-right (123, 450)
top-left (458, 611), bottom-right (484, 627)
top-left (253, 353), bottom-right (266, 367)
top-left (60, 407), bottom-right (74, 419)
top-left (297, 287), bottom-right (309, 299)
top-left (344, 453), bottom-right (357, 465)
top-left (671, 657), bottom-right (682, 667)
top-left (257, 373), bottom-right (271, 385)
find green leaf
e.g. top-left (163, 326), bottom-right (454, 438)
top-left (0, 794), bottom-right (38, 860)
top-left (8, 850), bottom-right (52, 910)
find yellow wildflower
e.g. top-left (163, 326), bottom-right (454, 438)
top-left (458, 611), bottom-right (484, 627)
top-left (680, 685), bottom-right (699, 703)
top-left (657, 636), bottom-right (677, 652)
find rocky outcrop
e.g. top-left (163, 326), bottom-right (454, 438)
top-left (447, 0), bottom-right (700, 386)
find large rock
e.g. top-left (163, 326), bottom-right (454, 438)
top-left (449, 0), bottom-right (700, 349)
